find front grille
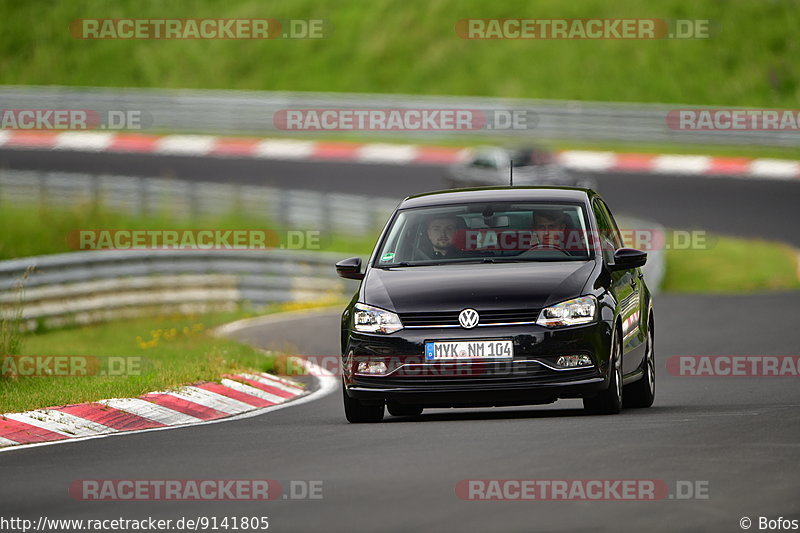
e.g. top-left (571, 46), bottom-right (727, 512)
top-left (354, 362), bottom-right (598, 389)
top-left (399, 309), bottom-right (540, 328)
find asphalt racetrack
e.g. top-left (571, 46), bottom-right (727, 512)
top-left (0, 148), bottom-right (798, 532)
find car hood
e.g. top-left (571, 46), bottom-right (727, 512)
top-left (363, 261), bottom-right (596, 313)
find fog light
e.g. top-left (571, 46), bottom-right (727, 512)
top-left (556, 355), bottom-right (592, 368)
top-left (356, 361), bottom-right (388, 374)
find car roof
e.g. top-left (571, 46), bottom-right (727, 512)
top-left (399, 186), bottom-right (597, 209)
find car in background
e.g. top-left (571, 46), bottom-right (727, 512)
top-left (446, 146), bottom-right (597, 190)
top-left (336, 186), bottom-right (654, 423)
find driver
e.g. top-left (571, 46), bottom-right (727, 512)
top-left (531, 209), bottom-right (568, 249)
top-left (425, 215), bottom-right (463, 258)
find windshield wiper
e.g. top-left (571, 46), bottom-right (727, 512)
top-left (491, 257), bottom-right (588, 262)
top-left (440, 257), bottom-right (497, 264)
top-left (374, 262), bottom-right (411, 268)
top-left (375, 259), bottom-right (490, 268)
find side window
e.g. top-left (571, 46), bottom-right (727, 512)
top-left (592, 200), bottom-right (617, 263)
top-left (470, 152), bottom-right (497, 169)
top-left (376, 213), bottom-right (407, 263)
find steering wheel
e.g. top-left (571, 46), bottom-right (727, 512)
top-left (524, 242), bottom-right (572, 256)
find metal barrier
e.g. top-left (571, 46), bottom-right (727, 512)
top-left (0, 249), bottom-right (360, 330)
top-left (0, 85), bottom-right (796, 147)
top-left (0, 169), bottom-right (399, 235)
top-left (0, 218), bottom-right (664, 331)
top-left (616, 216), bottom-right (665, 293)
top-left (0, 165), bottom-right (664, 331)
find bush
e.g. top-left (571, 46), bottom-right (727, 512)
top-left (0, 269), bottom-right (29, 374)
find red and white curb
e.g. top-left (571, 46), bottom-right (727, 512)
top-left (559, 150), bottom-right (800, 180)
top-left (0, 130), bottom-right (798, 179)
top-left (0, 368), bottom-right (323, 452)
top-left (0, 130), bottom-right (464, 165)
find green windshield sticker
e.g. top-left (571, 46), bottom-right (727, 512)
top-left (380, 252), bottom-right (395, 262)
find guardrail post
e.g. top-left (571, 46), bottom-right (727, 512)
top-left (189, 181), bottom-right (199, 219)
top-left (369, 204), bottom-right (384, 235)
top-left (233, 183), bottom-right (243, 215)
top-left (276, 188), bottom-right (289, 229)
top-left (138, 176), bottom-right (148, 217)
top-left (90, 174), bottom-right (100, 209)
top-left (320, 192), bottom-right (332, 235)
top-left (38, 172), bottom-right (48, 206)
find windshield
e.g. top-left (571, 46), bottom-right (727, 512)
top-left (375, 202), bottom-right (593, 267)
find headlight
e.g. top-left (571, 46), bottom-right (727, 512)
top-left (536, 296), bottom-right (597, 327)
top-left (353, 303), bottom-right (403, 334)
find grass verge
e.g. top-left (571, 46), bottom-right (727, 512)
top-left (0, 303), bottom-right (341, 414)
top-left (662, 234), bottom-right (800, 293)
top-left (1, 0), bottom-right (797, 107)
top-left (0, 270), bottom-right (26, 358)
top-left (0, 202), bottom-right (378, 261)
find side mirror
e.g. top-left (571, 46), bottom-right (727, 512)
top-left (336, 257), bottom-right (364, 280)
top-left (610, 248), bottom-right (647, 271)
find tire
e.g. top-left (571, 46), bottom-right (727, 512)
top-left (583, 327), bottom-right (623, 415)
top-left (624, 319), bottom-right (655, 408)
top-left (387, 403), bottom-right (424, 417)
top-left (342, 382), bottom-right (384, 423)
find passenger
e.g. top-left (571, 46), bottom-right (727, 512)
top-left (531, 209), bottom-right (568, 249)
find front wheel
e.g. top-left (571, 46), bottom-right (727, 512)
top-left (583, 328), bottom-right (623, 415)
top-left (624, 319), bottom-right (655, 408)
top-left (343, 382), bottom-right (384, 423)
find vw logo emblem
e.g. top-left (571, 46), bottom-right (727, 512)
top-left (458, 308), bottom-right (480, 329)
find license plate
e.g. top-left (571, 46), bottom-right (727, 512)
top-left (425, 340), bottom-right (513, 360)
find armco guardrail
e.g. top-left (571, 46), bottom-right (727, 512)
top-left (0, 85), bottom-right (796, 147)
top-left (0, 249), bottom-right (360, 330)
top-left (616, 216), bottom-right (665, 293)
top-left (0, 228), bottom-right (663, 330)
top-left (0, 169), bottom-right (399, 235)
top-left (0, 168), bottom-right (664, 330)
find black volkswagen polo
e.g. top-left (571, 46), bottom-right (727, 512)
top-left (336, 187), bottom-right (654, 423)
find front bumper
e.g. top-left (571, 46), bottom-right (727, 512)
top-left (343, 321), bottom-right (612, 407)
